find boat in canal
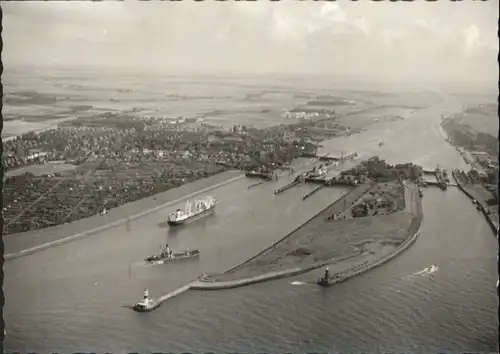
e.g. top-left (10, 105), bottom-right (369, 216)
top-left (146, 245), bottom-right (200, 263)
top-left (167, 196), bottom-right (216, 226)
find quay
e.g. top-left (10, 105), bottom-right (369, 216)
top-left (452, 170), bottom-right (498, 237)
top-left (303, 184), bottom-right (325, 200)
top-left (318, 152), bottom-right (359, 162)
top-left (245, 171), bottom-right (273, 180)
top-left (248, 179), bottom-right (271, 190)
top-left (274, 176), bottom-right (303, 195)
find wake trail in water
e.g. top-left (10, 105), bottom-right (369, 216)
top-left (406, 265), bottom-right (439, 279)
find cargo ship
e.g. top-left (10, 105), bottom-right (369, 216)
top-left (167, 196), bottom-right (216, 226)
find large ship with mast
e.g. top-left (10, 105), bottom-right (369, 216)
top-left (167, 196), bottom-right (216, 226)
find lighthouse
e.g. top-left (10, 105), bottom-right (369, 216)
top-left (144, 288), bottom-right (149, 301)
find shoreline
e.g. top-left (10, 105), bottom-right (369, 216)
top-left (452, 171), bottom-right (498, 237)
top-left (4, 170), bottom-right (245, 260)
top-left (224, 180), bottom-right (376, 274)
top-left (198, 181), bottom-right (422, 288)
top-left (440, 117), bottom-right (498, 237)
top-left (190, 216), bottom-right (422, 290)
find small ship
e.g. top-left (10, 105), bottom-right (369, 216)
top-left (317, 267), bottom-right (345, 287)
top-left (145, 244), bottom-right (200, 263)
top-left (167, 196), bottom-right (216, 226)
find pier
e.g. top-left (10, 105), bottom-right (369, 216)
top-left (132, 284), bottom-right (192, 312)
top-left (317, 152), bottom-right (359, 162)
top-left (302, 184), bottom-right (325, 200)
top-left (245, 171), bottom-right (273, 179)
top-left (247, 179), bottom-right (271, 190)
top-left (274, 176), bottom-right (303, 195)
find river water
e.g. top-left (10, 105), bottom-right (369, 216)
top-left (4, 93), bottom-right (498, 352)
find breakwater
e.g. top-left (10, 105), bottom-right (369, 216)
top-left (190, 253), bottom-right (361, 290)
top-left (325, 213), bottom-right (423, 286)
top-left (248, 179), bottom-right (271, 190)
top-left (229, 181), bottom-right (375, 274)
top-left (274, 179), bottom-right (302, 195)
top-left (303, 185), bottom-right (324, 200)
top-left (317, 184), bottom-right (423, 286)
top-left (4, 173), bottom-right (245, 261)
top-left (452, 171), bottom-right (498, 237)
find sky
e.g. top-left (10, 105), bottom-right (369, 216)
top-left (2, 0), bottom-right (498, 83)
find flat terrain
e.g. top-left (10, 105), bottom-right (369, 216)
top-left (448, 94), bottom-right (498, 135)
top-left (2, 69), bottom-right (446, 135)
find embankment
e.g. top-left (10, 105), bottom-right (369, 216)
top-left (225, 180), bottom-right (376, 274)
top-left (452, 171), bottom-right (498, 237)
top-left (192, 181), bottom-right (422, 290)
top-left (4, 171), bottom-right (245, 260)
top-left (190, 252), bottom-right (362, 290)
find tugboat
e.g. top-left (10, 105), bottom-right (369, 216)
top-left (167, 196), bottom-right (216, 226)
top-left (317, 267), bottom-right (342, 287)
top-left (145, 244), bottom-right (200, 263)
top-left (133, 288), bottom-right (160, 312)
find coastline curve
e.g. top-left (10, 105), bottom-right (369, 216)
top-left (190, 214), bottom-right (423, 291)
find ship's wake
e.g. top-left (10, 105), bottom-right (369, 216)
top-left (406, 264), bottom-right (439, 279)
top-left (290, 281), bottom-right (307, 286)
